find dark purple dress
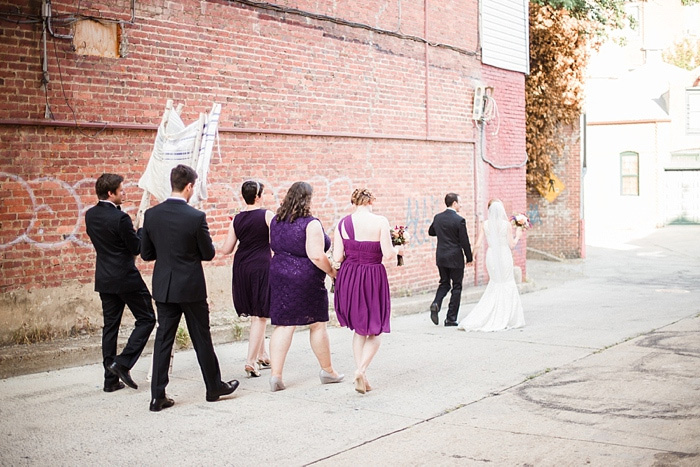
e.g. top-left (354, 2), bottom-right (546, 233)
top-left (333, 215), bottom-right (391, 336)
top-left (232, 209), bottom-right (271, 318)
top-left (269, 216), bottom-right (331, 326)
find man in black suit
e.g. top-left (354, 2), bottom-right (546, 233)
top-left (428, 193), bottom-right (473, 327)
top-left (85, 174), bottom-right (156, 392)
top-left (141, 164), bottom-right (238, 412)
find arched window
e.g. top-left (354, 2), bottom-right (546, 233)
top-left (620, 151), bottom-right (639, 196)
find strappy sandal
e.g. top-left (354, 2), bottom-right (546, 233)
top-left (245, 364), bottom-right (261, 377)
top-left (256, 359), bottom-right (271, 369)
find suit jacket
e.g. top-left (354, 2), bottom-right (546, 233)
top-left (141, 198), bottom-right (215, 303)
top-left (428, 209), bottom-right (473, 268)
top-left (85, 201), bottom-right (147, 294)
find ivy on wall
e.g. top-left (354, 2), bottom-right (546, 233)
top-left (525, 3), bottom-right (598, 191)
top-left (525, 0), bottom-right (700, 192)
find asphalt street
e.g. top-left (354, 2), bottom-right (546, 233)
top-left (0, 225), bottom-right (698, 466)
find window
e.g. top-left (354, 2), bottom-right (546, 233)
top-left (688, 88), bottom-right (700, 134)
top-left (481, 0), bottom-right (529, 74)
top-left (620, 152), bottom-right (639, 196)
top-left (625, 4), bottom-right (640, 36)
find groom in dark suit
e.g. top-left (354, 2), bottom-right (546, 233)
top-left (85, 174), bottom-right (156, 392)
top-left (141, 164), bottom-right (238, 412)
top-left (428, 193), bottom-right (473, 326)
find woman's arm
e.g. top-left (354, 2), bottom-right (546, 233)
top-left (472, 221), bottom-right (485, 257)
top-left (220, 218), bottom-right (238, 255)
top-left (332, 220), bottom-right (345, 264)
top-left (306, 219), bottom-right (336, 279)
top-left (378, 216), bottom-right (400, 262)
top-left (508, 222), bottom-right (522, 249)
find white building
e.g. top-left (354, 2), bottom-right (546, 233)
top-left (583, 0), bottom-right (700, 243)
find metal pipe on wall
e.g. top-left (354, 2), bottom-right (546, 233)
top-left (0, 119), bottom-right (477, 144)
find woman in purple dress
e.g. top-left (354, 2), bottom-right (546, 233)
top-left (333, 188), bottom-right (404, 394)
top-left (267, 181), bottom-right (344, 392)
top-left (222, 181), bottom-right (274, 378)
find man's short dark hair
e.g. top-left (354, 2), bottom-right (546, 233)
top-left (95, 173), bottom-right (124, 200)
top-left (170, 164), bottom-right (197, 192)
top-left (445, 193), bottom-right (459, 207)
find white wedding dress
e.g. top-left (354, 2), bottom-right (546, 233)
top-left (458, 202), bottom-right (525, 332)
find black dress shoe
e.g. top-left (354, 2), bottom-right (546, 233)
top-left (206, 380), bottom-right (240, 402)
top-left (108, 362), bottom-right (138, 389)
top-left (430, 303), bottom-right (439, 325)
top-left (103, 381), bottom-right (125, 393)
top-left (444, 321), bottom-right (459, 327)
top-left (149, 396), bottom-right (175, 412)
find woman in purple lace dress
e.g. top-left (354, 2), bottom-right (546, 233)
top-left (221, 181), bottom-right (274, 378)
top-left (267, 181), bottom-right (344, 392)
top-left (333, 188), bottom-right (403, 394)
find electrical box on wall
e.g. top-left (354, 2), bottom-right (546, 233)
top-left (472, 85), bottom-right (485, 121)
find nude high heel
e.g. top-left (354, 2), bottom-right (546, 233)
top-left (269, 376), bottom-right (286, 392)
top-left (245, 364), bottom-right (260, 378)
top-left (257, 359), bottom-right (271, 369)
top-left (354, 375), bottom-right (367, 394)
top-left (319, 369), bottom-right (344, 384)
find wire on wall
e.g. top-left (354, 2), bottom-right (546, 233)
top-left (476, 92), bottom-right (527, 170)
top-left (227, 0), bottom-right (479, 58)
top-left (51, 38), bottom-right (107, 138)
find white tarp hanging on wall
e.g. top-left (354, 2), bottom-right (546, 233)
top-left (138, 100), bottom-right (221, 205)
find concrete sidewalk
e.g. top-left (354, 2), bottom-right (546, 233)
top-left (0, 225), bottom-right (698, 466)
top-left (0, 272), bottom-right (538, 379)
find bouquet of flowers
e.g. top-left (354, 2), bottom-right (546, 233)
top-left (510, 213), bottom-right (531, 230)
top-left (390, 225), bottom-right (410, 266)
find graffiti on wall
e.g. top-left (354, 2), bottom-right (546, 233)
top-left (1, 172), bottom-right (446, 254)
top-left (0, 172), bottom-right (361, 250)
top-left (526, 203), bottom-right (542, 226)
top-left (0, 172), bottom-right (95, 249)
top-left (404, 196), bottom-right (442, 247)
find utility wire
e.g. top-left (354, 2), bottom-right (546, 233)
top-left (229, 0), bottom-right (479, 58)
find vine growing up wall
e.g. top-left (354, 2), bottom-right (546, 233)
top-left (526, 3), bottom-right (599, 191)
top-left (526, 0), bottom-right (700, 192)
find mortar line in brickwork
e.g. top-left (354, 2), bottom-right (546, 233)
top-left (0, 119), bottom-right (477, 144)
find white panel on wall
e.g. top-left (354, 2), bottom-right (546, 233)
top-left (481, 0), bottom-right (530, 74)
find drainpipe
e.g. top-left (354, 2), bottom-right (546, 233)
top-left (424, 0), bottom-right (430, 138)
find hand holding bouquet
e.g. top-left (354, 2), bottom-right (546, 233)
top-left (510, 213), bottom-right (531, 230)
top-left (390, 225), bottom-right (410, 266)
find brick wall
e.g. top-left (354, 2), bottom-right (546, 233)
top-left (0, 0), bottom-right (526, 341)
top-left (526, 121), bottom-right (584, 259)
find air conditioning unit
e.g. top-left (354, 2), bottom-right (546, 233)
top-left (472, 85), bottom-right (485, 121)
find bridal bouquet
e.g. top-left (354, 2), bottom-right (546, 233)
top-left (510, 213), bottom-right (531, 230)
top-left (390, 225), bottom-right (410, 266)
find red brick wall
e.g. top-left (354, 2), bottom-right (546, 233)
top-left (525, 121), bottom-right (584, 260)
top-left (0, 1), bottom-right (526, 331)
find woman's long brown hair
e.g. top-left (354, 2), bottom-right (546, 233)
top-left (275, 181), bottom-right (313, 223)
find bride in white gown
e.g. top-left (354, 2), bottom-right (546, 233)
top-left (458, 199), bottom-right (525, 332)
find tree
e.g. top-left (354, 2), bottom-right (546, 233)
top-left (663, 37), bottom-right (700, 71)
top-left (526, 1), bottom-right (626, 190)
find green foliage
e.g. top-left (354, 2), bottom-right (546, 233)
top-left (232, 323), bottom-right (243, 341)
top-left (663, 37), bottom-right (700, 70)
top-left (532, 0), bottom-right (628, 30)
top-left (175, 325), bottom-right (191, 349)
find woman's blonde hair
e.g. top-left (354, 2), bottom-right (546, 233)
top-left (351, 188), bottom-right (375, 206)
